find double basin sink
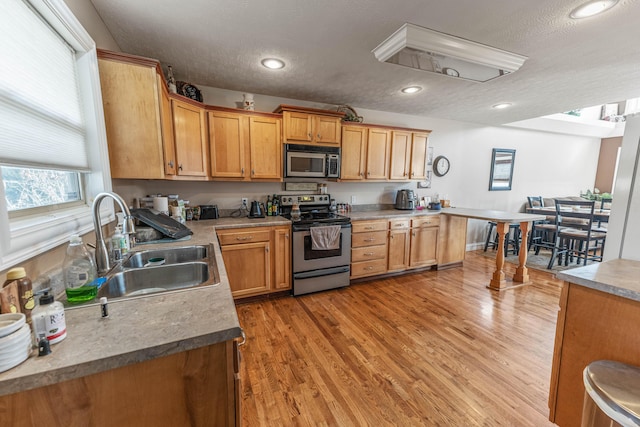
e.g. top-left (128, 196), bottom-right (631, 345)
top-left (90, 244), bottom-right (220, 302)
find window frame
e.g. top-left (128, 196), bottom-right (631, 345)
top-left (0, 0), bottom-right (114, 270)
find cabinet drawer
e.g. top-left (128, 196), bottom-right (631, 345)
top-left (352, 220), bottom-right (387, 233)
top-left (389, 219), bottom-right (410, 229)
top-left (352, 230), bottom-right (387, 247)
top-left (352, 244), bottom-right (387, 262)
top-left (217, 229), bottom-right (270, 245)
top-left (351, 259), bottom-right (387, 278)
top-left (412, 216), bottom-right (440, 228)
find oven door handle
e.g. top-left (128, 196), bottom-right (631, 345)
top-left (293, 266), bottom-right (350, 280)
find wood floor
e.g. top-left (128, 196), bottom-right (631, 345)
top-left (235, 250), bottom-right (564, 426)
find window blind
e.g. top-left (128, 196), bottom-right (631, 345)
top-left (0, 0), bottom-right (89, 171)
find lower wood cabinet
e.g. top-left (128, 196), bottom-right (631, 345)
top-left (351, 214), bottom-right (466, 280)
top-left (351, 219), bottom-right (388, 279)
top-left (0, 341), bottom-right (239, 426)
top-left (409, 216), bottom-right (440, 268)
top-left (387, 219), bottom-right (411, 271)
top-left (217, 225), bottom-right (291, 298)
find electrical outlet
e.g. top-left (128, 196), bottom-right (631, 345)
top-left (351, 195), bottom-right (356, 204)
top-left (241, 198), bottom-right (248, 207)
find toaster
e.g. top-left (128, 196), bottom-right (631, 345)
top-left (199, 205), bottom-right (219, 220)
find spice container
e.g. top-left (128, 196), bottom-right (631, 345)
top-left (2, 267), bottom-right (34, 323)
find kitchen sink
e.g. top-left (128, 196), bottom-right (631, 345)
top-left (121, 245), bottom-right (207, 268)
top-left (98, 261), bottom-right (212, 299)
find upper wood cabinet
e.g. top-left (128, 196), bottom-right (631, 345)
top-left (366, 128), bottom-right (391, 179)
top-left (171, 98), bottom-right (209, 178)
top-left (341, 124), bottom-right (429, 182)
top-left (275, 105), bottom-right (343, 146)
top-left (410, 132), bottom-right (429, 180)
top-left (209, 111), bottom-right (246, 178)
top-left (389, 131), bottom-right (412, 180)
top-left (249, 116), bottom-right (281, 179)
top-left (209, 109), bottom-right (282, 181)
top-left (97, 51), bottom-right (167, 179)
top-left (341, 125), bottom-right (367, 180)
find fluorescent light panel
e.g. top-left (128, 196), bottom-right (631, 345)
top-left (372, 23), bottom-right (527, 83)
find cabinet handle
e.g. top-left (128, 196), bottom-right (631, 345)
top-left (411, 172), bottom-right (415, 177)
top-left (285, 234), bottom-right (289, 239)
top-left (237, 328), bottom-right (246, 346)
top-left (241, 167), bottom-right (245, 176)
top-left (364, 238), bottom-right (375, 242)
top-left (364, 226), bottom-right (374, 230)
top-left (367, 172), bottom-right (371, 176)
top-left (412, 232), bottom-right (416, 237)
top-left (236, 236), bottom-right (253, 241)
top-left (266, 247), bottom-right (269, 253)
top-left (251, 169), bottom-right (255, 176)
top-left (168, 160), bottom-right (174, 168)
top-left (364, 252), bottom-right (375, 256)
top-left (360, 173), bottom-right (364, 177)
top-left (317, 134), bottom-right (321, 140)
top-left (364, 266), bottom-right (373, 271)
top-left (178, 164), bottom-right (183, 171)
top-left (308, 132), bottom-right (313, 139)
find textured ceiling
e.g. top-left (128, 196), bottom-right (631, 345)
top-left (90, 0), bottom-right (640, 125)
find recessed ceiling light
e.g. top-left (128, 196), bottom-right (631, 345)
top-left (570, 0), bottom-right (618, 19)
top-left (492, 103), bottom-right (512, 109)
top-left (401, 86), bottom-right (422, 94)
top-left (261, 58), bottom-right (285, 69)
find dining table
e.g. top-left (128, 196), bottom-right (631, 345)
top-left (443, 208), bottom-right (547, 291)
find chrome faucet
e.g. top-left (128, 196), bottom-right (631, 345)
top-left (92, 192), bottom-right (135, 275)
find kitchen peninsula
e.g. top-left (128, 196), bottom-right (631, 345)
top-left (0, 222), bottom-right (244, 426)
top-left (443, 208), bottom-right (546, 290)
top-left (549, 259), bottom-right (640, 427)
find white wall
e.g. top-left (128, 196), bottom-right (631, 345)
top-left (114, 86), bottom-right (601, 247)
top-left (64, 0), bottom-right (120, 51)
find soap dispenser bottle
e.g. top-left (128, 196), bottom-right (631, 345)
top-left (63, 235), bottom-right (97, 304)
top-left (32, 291), bottom-right (66, 345)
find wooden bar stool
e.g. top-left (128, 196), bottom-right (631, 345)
top-left (484, 221), bottom-right (520, 255)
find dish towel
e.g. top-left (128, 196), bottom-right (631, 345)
top-left (310, 225), bottom-right (341, 250)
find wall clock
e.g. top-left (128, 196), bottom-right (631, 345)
top-left (433, 155), bottom-right (450, 177)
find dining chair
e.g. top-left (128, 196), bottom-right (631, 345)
top-left (556, 199), bottom-right (607, 267)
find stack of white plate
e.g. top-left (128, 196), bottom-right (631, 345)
top-left (0, 313), bottom-right (32, 373)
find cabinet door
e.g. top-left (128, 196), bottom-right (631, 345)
top-left (158, 75), bottom-right (176, 176)
top-left (209, 111), bottom-right (246, 178)
top-left (389, 131), bottom-right (411, 180)
top-left (410, 132), bottom-right (429, 180)
top-left (98, 58), bottom-right (165, 179)
top-left (366, 128), bottom-right (390, 179)
top-left (273, 227), bottom-right (291, 290)
top-left (283, 111), bottom-right (312, 143)
top-left (438, 215), bottom-right (467, 266)
top-left (172, 99), bottom-right (208, 177)
top-left (314, 115), bottom-right (341, 145)
top-left (388, 228), bottom-right (410, 271)
top-left (249, 116), bottom-right (282, 179)
top-left (341, 126), bottom-right (367, 180)
top-left (221, 241), bottom-right (271, 298)
top-left (409, 226), bottom-right (439, 268)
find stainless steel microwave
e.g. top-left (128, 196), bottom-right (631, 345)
top-left (285, 144), bottom-right (340, 178)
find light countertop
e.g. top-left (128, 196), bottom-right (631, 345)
top-left (0, 221), bottom-right (245, 396)
top-left (556, 259), bottom-right (640, 302)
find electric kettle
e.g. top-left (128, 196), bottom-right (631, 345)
top-left (249, 201), bottom-right (265, 218)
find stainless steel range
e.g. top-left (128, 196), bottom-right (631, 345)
top-left (279, 194), bottom-right (351, 296)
